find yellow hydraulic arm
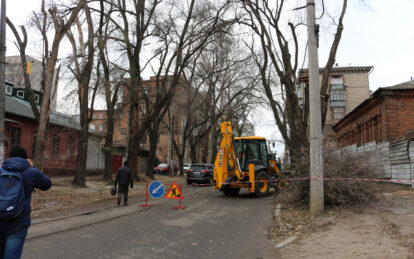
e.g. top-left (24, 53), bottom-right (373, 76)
top-left (213, 122), bottom-right (243, 189)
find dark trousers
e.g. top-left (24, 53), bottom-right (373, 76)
top-left (117, 185), bottom-right (129, 205)
top-left (0, 227), bottom-right (28, 259)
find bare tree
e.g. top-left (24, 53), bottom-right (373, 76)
top-left (187, 32), bottom-right (260, 164)
top-left (240, 0), bottom-right (348, 170)
top-left (97, 0), bottom-right (122, 183)
top-left (65, 1), bottom-right (98, 187)
top-left (7, 0), bottom-right (84, 168)
top-left (6, 19), bottom-right (40, 122)
top-left (107, 0), bottom-right (160, 180)
top-left (109, 0), bottom-right (232, 179)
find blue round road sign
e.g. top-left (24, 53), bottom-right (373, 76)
top-left (148, 181), bottom-right (165, 198)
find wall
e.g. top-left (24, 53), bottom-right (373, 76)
top-left (336, 140), bottom-right (413, 187)
top-left (325, 72), bottom-right (370, 126)
top-left (383, 95), bottom-right (414, 141)
top-left (87, 136), bottom-right (104, 171)
top-left (389, 141), bottom-right (412, 182)
top-left (90, 76), bottom-right (187, 165)
top-left (5, 114), bottom-right (104, 176)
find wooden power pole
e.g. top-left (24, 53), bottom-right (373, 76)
top-left (307, 0), bottom-right (324, 215)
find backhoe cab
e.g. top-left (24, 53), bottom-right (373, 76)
top-left (213, 121), bottom-right (287, 197)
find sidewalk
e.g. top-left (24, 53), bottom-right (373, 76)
top-left (28, 199), bottom-right (162, 240)
top-left (28, 174), bottom-right (184, 239)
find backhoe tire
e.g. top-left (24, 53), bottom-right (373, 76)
top-left (255, 171), bottom-right (270, 197)
top-left (222, 187), bottom-right (240, 196)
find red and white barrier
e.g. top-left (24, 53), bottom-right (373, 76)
top-left (182, 177), bottom-right (413, 187)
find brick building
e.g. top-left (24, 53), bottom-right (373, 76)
top-left (4, 82), bottom-right (104, 175)
top-left (90, 76), bottom-right (188, 170)
top-left (334, 80), bottom-right (414, 147)
top-left (298, 66), bottom-right (373, 150)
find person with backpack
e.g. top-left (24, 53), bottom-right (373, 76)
top-left (114, 160), bottom-right (133, 206)
top-left (0, 145), bottom-right (52, 259)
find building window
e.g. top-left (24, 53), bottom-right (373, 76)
top-left (332, 107), bottom-right (345, 119)
top-left (92, 113), bottom-right (97, 119)
top-left (331, 90), bottom-right (346, 101)
top-left (90, 124), bottom-right (96, 130)
top-left (17, 90), bottom-right (25, 98)
top-left (34, 94), bottom-right (40, 103)
top-left (10, 127), bottom-right (21, 147)
top-left (99, 113), bottom-right (103, 119)
top-left (68, 136), bottom-right (74, 160)
top-left (52, 135), bottom-right (60, 159)
top-left (330, 76), bottom-right (343, 84)
top-left (5, 85), bottom-right (12, 95)
top-left (98, 124), bottom-right (104, 131)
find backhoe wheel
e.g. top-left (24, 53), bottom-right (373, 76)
top-left (222, 187), bottom-right (240, 196)
top-left (255, 171), bottom-right (270, 197)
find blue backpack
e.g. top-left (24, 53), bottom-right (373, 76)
top-left (0, 168), bottom-right (25, 220)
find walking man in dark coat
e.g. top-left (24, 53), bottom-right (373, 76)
top-left (114, 161), bottom-right (133, 206)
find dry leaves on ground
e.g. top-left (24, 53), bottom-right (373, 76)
top-left (30, 175), bottom-right (184, 218)
top-left (31, 189), bottom-right (114, 218)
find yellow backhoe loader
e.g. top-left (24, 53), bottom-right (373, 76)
top-left (213, 121), bottom-right (288, 197)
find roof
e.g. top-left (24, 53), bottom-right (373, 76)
top-left (5, 94), bottom-right (103, 135)
top-left (5, 118), bottom-right (23, 125)
top-left (299, 66), bottom-right (374, 75)
top-left (322, 66), bottom-right (373, 74)
top-left (334, 80), bottom-right (414, 129)
top-left (376, 80), bottom-right (414, 91)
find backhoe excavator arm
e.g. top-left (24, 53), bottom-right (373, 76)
top-left (213, 122), bottom-right (243, 189)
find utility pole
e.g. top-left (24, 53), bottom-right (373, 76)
top-left (0, 0), bottom-right (6, 166)
top-left (307, 0), bottom-right (324, 215)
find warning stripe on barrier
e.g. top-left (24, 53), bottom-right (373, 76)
top-left (308, 176), bottom-right (413, 183)
top-left (180, 177), bottom-right (413, 187)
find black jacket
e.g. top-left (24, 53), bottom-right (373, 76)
top-left (115, 166), bottom-right (133, 188)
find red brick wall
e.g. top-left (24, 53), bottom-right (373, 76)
top-left (5, 115), bottom-right (79, 175)
top-left (90, 76), bottom-right (185, 163)
top-left (334, 91), bottom-right (414, 148)
top-left (383, 94), bottom-right (414, 140)
top-left (334, 98), bottom-right (383, 148)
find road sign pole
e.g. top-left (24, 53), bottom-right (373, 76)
top-left (172, 184), bottom-right (187, 210)
top-left (139, 183), bottom-right (154, 208)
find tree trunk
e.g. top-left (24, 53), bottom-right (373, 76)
top-left (103, 108), bottom-right (114, 183)
top-left (210, 128), bottom-right (218, 164)
top-left (189, 136), bottom-right (197, 163)
top-left (127, 80), bottom-right (140, 181)
top-left (33, 60), bottom-right (56, 168)
top-left (72, 82), bottom-right (89, 187)
top-left (146, 123), bottom-right (160, 179)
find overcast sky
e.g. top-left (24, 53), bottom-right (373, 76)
top-left (3, 0), bottom-right (414, 156)
top-left (5, 0), bottom-right (413, 88)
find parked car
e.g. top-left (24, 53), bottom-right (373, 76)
top-left (186, 164), bottom-right (214, 185)
top-left (183, 164), bottom-right (191, 171)
top-left (154, 163), bottom-right (178, 175)
top-left (183, 164), bottom-right (191, 177)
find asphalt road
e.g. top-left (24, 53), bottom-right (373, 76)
top-left (22, 186), bottom-right (277, 259)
